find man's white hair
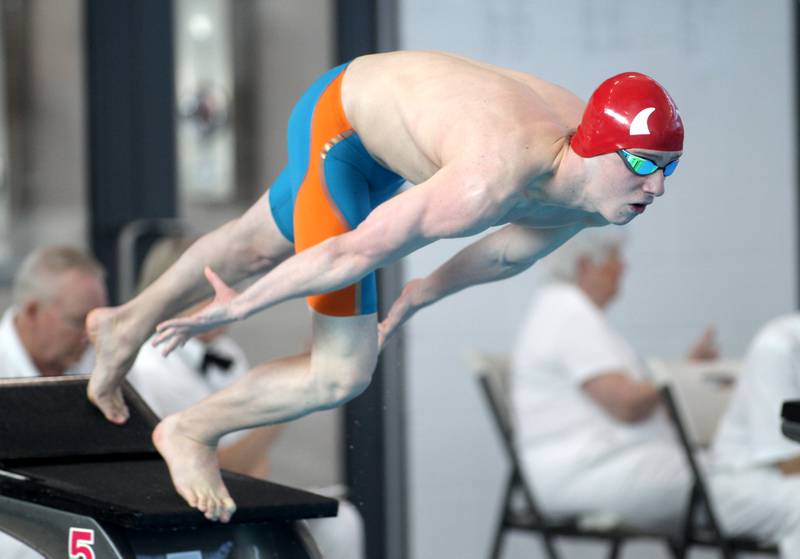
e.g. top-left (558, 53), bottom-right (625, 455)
top-left (12, 246), bottom-right (104, 306)
top-left (538, 226), bottom-right (626, 284)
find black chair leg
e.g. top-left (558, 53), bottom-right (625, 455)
top-left (489, 478), bottom-right (514, 559)
top-left (667, 539), bottom-right (686, 559)
top-left (540, 534), bottom-right (561, 559)
top-left (606, 538), bottom-right (623, 559)
top-left (489, 525), bottom-right (505, 559)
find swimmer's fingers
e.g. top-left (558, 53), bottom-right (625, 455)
top-left (159, 337), bottom-right (182, 357)
top-left (151, 328), bottom-right (169, 347)
top-left (155, 314), bottom-right (206, 334)
top-left (378, 322), bottom-right (402, 350)
top-left (152, 320), bottom-right (192, 347)
top-left (153, 321), bottom-right (182, 344)
top-left (379, 315), bottom-right (405, 348)
top-left (377, 313), bottom-right (395, 349)
top-left (378, 297), bottom-right (413, 349)
top-left (379, 278), bottom-right (432, 349)
top-left (155, 308), bottom-right (229, 348)
top-left (151, 327), bottom-right (188, 356)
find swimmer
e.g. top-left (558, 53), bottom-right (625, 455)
top-left (87, 51), bottom-right (683, 522)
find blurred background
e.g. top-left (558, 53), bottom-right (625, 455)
top-left (0, 1), bottom-right (792, 558)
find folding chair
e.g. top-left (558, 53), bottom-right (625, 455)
top-left (659, 384), bottom-right (779, 558)
top-left (473, 354), bottom-right (681, 559)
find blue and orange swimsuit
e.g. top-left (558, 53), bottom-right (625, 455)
top-left (268, 63), bottom-right (405, 317)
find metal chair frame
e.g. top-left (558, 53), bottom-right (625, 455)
top-left (476, 366), bottom-right (682, 559)
top-left (659, 385), bottom-right (779, 559)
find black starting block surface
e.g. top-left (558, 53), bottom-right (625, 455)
top-left (0, 375), bottom-right (157, 462)
top-left (782, 400), bottom-right (800, 442)
top-left (0, 376), bottom-right (337, 531)
top-left (1, 459), bottom-right (337, 530)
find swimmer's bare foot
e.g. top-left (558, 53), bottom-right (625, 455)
top-left (86, 306), bottom-right (145, 424)
top-left (153, 414), bottom-right (236, 523)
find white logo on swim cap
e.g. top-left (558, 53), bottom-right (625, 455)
top-left (629, 107), bottom-right (656, 136)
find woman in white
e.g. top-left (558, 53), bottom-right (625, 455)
top-left (511, 228), bottom-right (715, 532)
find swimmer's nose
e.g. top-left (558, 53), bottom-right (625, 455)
top-left (643, 172), bottom-right (665, 197)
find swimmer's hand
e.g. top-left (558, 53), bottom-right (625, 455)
top-left (378, 278), bottom-right (427, 349)
top-left (153, 267), bottom-right (241, 356)
top-left (687, 325), bottom-right (719, 361)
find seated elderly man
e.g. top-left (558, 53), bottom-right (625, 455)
top-left (0, 245), bottom-right (107, 378)
top-left (0, 245), bottom-right (107, 559)
top-left (510, 227), bottom-right (716, 532)
top-left (710, 314), bottom-right (800, 556)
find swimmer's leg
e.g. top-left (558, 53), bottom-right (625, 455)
top-left (88, 190), bottom-right (294, 423)
top-left (152, 311), bottom-right (378, 522)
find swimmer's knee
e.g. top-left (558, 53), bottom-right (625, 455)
top-left (305, 313), bottom-right (378, 409)
top-left (315, 372), bottom-right (372, 409)
top-left (308, 360), bottom-right (375, 410)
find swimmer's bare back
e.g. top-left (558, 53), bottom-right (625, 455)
top-left (340, 51), bottom-right (585, 189)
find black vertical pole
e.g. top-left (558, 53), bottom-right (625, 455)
top-left (337, 2), bottom-right (407, 559)
top-left (85, 0), bottom-right (177, 303)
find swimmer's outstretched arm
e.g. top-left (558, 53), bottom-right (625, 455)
top-left (378, 222), bottom-right (585, 346)
top-left (153, 164), bottom-right (506, 352)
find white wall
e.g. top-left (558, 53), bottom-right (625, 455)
top-left (400, 1), bottom-right (796, 558)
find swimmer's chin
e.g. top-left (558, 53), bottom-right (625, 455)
top-left (600, 212), bottom-right (635, 226)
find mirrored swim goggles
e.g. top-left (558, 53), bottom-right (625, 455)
top-left (617, 149), bottom-right (679, 177)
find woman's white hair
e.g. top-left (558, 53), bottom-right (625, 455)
top-left (538, 226), bottom-right (626, 284)
top-left (12, 246), bottom-right (104, 306)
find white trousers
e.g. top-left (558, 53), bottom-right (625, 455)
top-left (529, 442), bottom-right (691, 533)
top-left (711, 467), bottom-right (800, 558)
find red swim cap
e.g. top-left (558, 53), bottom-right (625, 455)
top-left (570, 72), bottom-right (683, 157)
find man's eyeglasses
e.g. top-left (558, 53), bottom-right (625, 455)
top-left (617, 149), bottom-right (679, 177)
